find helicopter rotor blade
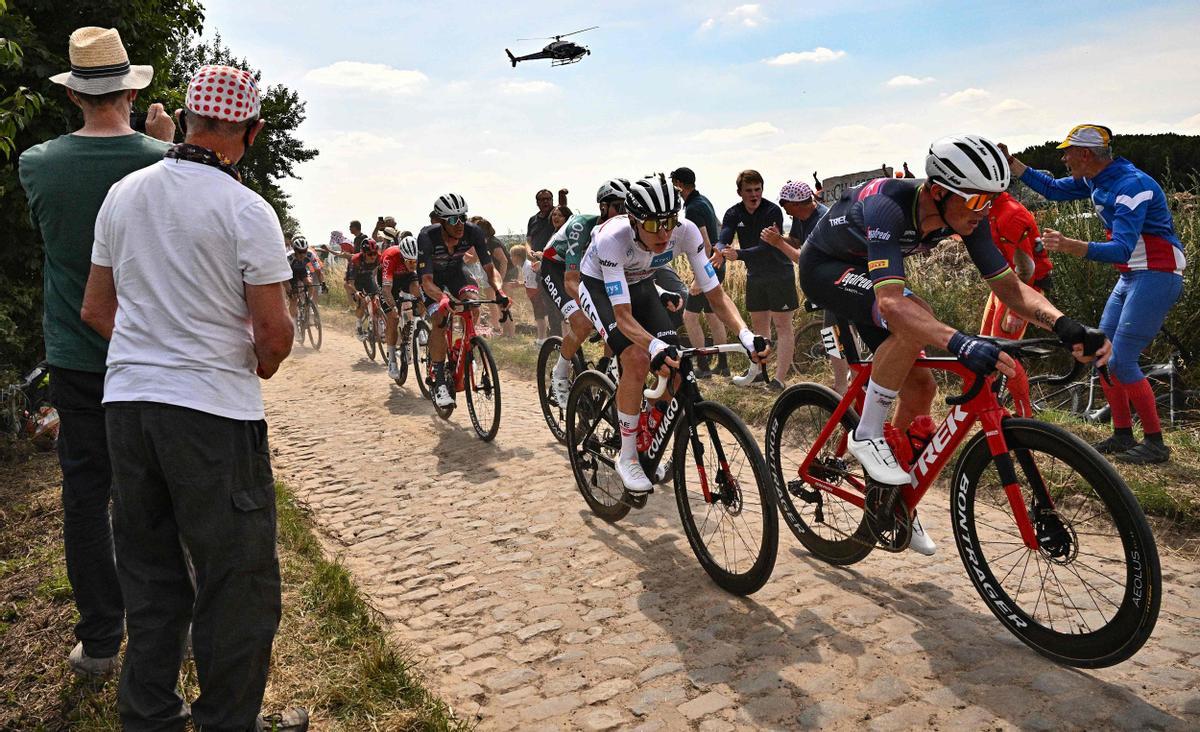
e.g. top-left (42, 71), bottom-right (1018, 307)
top-left (515, 36), bottom-right (555, 41)
top-left (559, 25), bottom-right (599, 38)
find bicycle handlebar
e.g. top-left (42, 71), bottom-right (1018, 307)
top-left (643, 343), bottom-right (763, 400)
top-left (946, 336), bottom-right (1105, 406)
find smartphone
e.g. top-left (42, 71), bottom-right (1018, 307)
top-left (130, 111), bottom-right (147, 133)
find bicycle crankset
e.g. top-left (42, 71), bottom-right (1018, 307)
top-left (864, 481), bottom-right (912, 552)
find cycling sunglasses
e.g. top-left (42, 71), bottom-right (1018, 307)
top-left (442, 214), bottom-right (468, 226)
top-left (637, 215), bottom-right (680, 233)
top-left (946, 187), bottom-right (999, 212)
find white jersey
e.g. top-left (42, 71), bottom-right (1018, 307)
top-left (579, 215), bottom-right (720, 305)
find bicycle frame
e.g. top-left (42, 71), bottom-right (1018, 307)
top-left (798, 352), bottom-right (1045, 551)
top-left (430, 298), bottom-right (500, 392)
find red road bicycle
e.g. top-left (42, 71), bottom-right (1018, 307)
top-left (765, 323), bottom-right (1160, 668)
top-left (356, 290), bottom-right (388, 361)
top-left (413, 296), bottom-right (503, 441)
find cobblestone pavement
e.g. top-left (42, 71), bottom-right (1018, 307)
top-left (264, 326), bottom-right (1200, 731)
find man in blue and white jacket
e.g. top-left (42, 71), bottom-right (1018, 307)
top-left (1002, 125), bottom-right (1186, 464)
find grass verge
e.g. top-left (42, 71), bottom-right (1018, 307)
top-left (0, 445), bottom-right (465, 731)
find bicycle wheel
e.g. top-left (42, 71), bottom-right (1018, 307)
top-left (951, 418), bottom-right (1161, 668)
top-left (566, 370), bottom-right (629, 522)
top-left (674, 401), bottom-right (778, 595)
top-left (1027, 374), bottom-right (1091, 418)
top-left (789, 318), bottom-right (827, 380)
top-left (765, 383), bottom-right (874, 565)
top-left (412, 320), bottom-right (433, 399)
top-left (465, 336), bottom-right (501, 441)
top-left (362, 311), bottom-right (377, 360)
top-left (536, 336), bottom-right (587, 445)
top-left (306, 299), bottom-right (322, 350)
top-left (395, 320), bottom-right (411, 386)
top-left (374, 310), bottom-right (388, 361)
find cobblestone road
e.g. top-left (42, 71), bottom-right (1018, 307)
top-left (264, 326), bottom-right (1200, 730)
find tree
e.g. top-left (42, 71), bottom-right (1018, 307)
top-left (166, 33), bottom-right (318, 226)
top-left (1015, 133), bottom-right (1200, 188)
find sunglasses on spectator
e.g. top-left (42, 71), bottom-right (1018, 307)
top-left (637, 215), bottom-right (680, 233)
top-left (442, 215), bottom-right (467, 226)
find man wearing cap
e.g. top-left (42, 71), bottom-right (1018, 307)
top-left (1003, 126), bottom-right (1186, 464)
top-left (81, 65), bottom-right (308, 730)
top-left (18, 26), bottom-right (176, 679)
top-left (670, 167), bottom-right (730, 377)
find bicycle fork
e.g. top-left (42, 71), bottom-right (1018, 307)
top-left (979, 409), bottom-right (1041, 550)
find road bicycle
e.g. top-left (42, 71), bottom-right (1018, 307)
top-left (291, 283), bottom-right (322, 350)
top-left (388, 292), bottom-right (423, 387)
top-left (355, 290), bottom-right (388, 361)
top-left (764, 321), bottom-right (1161, 667)
top-left (2, 361), bottom-right (52, 440)
top-left (413, 296), bottom-right (503, 441)
top-left (566, 343), bottom-right (778, 595)
top-left (536, 332), bottom-right (615, 444)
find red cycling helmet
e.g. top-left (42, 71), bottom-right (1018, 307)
top-left (361, 238), bottom-right (380, 254)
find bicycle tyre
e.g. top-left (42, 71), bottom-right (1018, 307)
top-left (536, 336), bottom-right (587, 445)
top-left (566, 370), bottom-right (629, 522)
top-left (307, 299), bottom-right (322, 350)
top-left (764, 383), bottom-right (874, 565)
top-left (362, 311), bottom-right (377, 360)
top-left (412, 320), bottom-right (433, 399)
top-left (789, 318), bottom-right (827, 380)
top-left (1026, 373), bottom-right (1090, 418)
top-left (373, 310), bottom-right (388, 362)
top-left (465, 336), bottom-right (501, 441)
top-left (674, 400), bottom-right (778, 595)
top-left (951, 418), bottom-right (1161, 668)
top-left (395, 320), bottom-right (411, 386)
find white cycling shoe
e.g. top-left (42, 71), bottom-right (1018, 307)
top-left (847, 430), bottom-right (911, 486)
top-left (387, 355), bottom-right (401, 380)
top-left (433, 382), bottom-right (454, 408)
top-left (731, 362), bottom-right (762, 387)
top-left (908, 514), bottom-right (936, 556)
top-left (616, 456), bottom-right (653, 494)
top-left (551, 375), bottom-right (571, 408)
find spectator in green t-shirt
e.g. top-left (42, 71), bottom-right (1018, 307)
top-left (17, 26), bottom-right (175, 679)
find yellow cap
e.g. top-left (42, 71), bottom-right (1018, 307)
top-left (1056, 124), bottom-right (1113, 149)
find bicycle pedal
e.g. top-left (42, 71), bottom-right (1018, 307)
top-left (622, 491), bottom-right (651, 509)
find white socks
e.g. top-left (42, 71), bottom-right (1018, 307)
top-left (856, 379), bottom-right (898, 440)
top-left (618, 410), bottom-right (639, 461)
top-left (552, 354), bottom-right (572, 380)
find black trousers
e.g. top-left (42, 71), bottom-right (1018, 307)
top-left (107, 402), bottom-right (281, 732)
top-left (49, 366), bottom-right (125, 658)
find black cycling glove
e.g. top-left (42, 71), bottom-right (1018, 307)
top-left (1053, 316), bottom-right (1106, 357)
top-left (948, 331), bottom-right (1002, 376)
top-left (649, 342), bottom-right (680, 372)
top-left (659, 290), bottom-right (683, 311)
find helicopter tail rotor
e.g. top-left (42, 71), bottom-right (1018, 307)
top-left (506, 49), bottom-right (517, 67)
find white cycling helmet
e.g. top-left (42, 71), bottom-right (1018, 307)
top-left (925, 134), bottom-right (1010, 194)
top-left (624, 174), bottom-right (681, 221)
top-left (398, 234), bottom-right (419, 260)
top-left (432, 192), bottom-right (469, 218)
top-left (596, 178), bottom-right (632, 203)
top-left (291, 235), bottom-right (308, 251)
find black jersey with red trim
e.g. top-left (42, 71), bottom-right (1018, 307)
top-left (805, 177), bottom-right (1011, 289)
top-left (416, 222), bottom-right (492, 276)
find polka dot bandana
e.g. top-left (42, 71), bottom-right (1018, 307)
top-left (185, 65), bottom-right (260, 123)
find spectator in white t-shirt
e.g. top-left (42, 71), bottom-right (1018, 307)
top-left (509, 244), bottom-right (548, 344)
top-left (81, 65), bottom-right (308, 732)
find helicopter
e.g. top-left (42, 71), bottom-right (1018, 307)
top-left (506, 26), bottom-right (597, 67)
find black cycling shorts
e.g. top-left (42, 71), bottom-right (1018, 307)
top-left (389, 273), bottom-right (418, 303)
top-left (577, 269), bottom-right (687, 357)
top-left (685, 262), bottom-right (726, 314)
top-left (432, 267), bottom-right (479, 299)
top-left (745, 273), bottom-right (799, 313)
top-left (798, 244), bottom-right (892, 350)
top-left (538, 258), bottom-right (580, 320)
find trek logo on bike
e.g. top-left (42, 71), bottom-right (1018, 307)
top-left (605, 281), bottom-right (624, 297)
top-left (911, 405), bottom-right (970, 486)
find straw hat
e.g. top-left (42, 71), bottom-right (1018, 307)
top-left (49, 27), bottom-right (152, 94)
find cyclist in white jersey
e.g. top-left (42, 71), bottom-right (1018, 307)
top-left (577, 174), bottom-right (771, 493)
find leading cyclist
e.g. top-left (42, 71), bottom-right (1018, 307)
top-left (799, 134), bottom-right (1111, 555)
top-left (577, 174), bottom-right (772, 494)
top-left (418, 193), bottom-right (509, 408)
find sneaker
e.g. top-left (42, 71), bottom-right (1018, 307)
top-left (1116, 440), bottom-right (1171, 465)
top-left (846, 430), bottom-right (911, 485)
top-left (907, 513), bottom-right (936, 556)
top-left (1093, 432), bottom-right (1137, 455)
top-left (732, 362), bottom-right (763, 387)
top-left (258, 707), bottom-right (310, 732)
top-left (617, 455), bottom-right (653, 494)
top-left (766, 378), bottom-right (786, 392)
top-left (433, 382), bottom-right (454, 408)
top-left (387, 357), bottom-right (401, 380)
top-left (551, 374), bottom-right (571, 408)
top-left (68, 642), bottom-right (118, 678)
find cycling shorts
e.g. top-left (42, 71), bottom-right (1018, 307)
top-left (577, 268), bottom-right (687, 357)
top-left (431, 267), bottom-right (479, 300)
top-left (799, 244), bottom-right (897, 352)
top-left (388, 272), bottom-right (418, 302)
top-left (538, 258), bottom-right (580, 320)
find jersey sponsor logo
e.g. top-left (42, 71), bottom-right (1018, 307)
top-left (599, 258), bottom-right (619, 268)
top-left (829, 215), bottom-right (848, 226)
top-left (868, 259), bottom-right (888, 271)
top-left (867, 228), bottom-right (891, 241)
top-left (605, 281), bottom-right (624, 296)
top-left (650, 251), bottom-right (673, 267)
top-left (704, 262), bottom-right (717, 279)
top-left (835, 268), bottom-right (873, 291)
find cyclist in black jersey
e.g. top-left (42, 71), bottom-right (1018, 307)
top-left (418, 193), bottom-right (510, 408)
top-left (800, 135), bottom-right (1111, 555)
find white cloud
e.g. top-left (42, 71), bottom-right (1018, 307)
top-left (499, 80), bottom-right (559, 95)
top-left (941, 87), bottom-right (991, 106)
top-left (304, 61), bottom-right (428, 94)
top-left (885, 75), bottom-right (935, 87)
top-left (1178, 112), bottom-right (1200, 132)
top-left (700, 4), bottom-right (766, 31)
top-left (690, 121), bottom-right (780, 144)
top-left (763, 47), bottom-right (846, 66)
top-left (991, 98), bottom-right (1033, 114)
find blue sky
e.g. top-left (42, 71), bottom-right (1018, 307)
top-left (202, 0), bottom-right (1200, 239)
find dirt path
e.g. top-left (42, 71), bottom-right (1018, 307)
top-left (264, 324), bottom-right (1200, 731)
